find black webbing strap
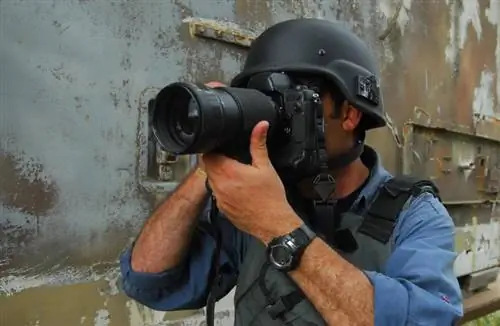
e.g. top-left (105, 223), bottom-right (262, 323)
top-left (266, 290), bottom-right (305, 320)
top-left (358, 175), bottom-right (440, 244)
top-left (258, 262), bottom-right (306, 320)
top-left (206, 195), bottom-right (223, 326)
top-left (253, 189), bottom-right (313, 321)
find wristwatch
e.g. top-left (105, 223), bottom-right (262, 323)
top-left (267, 224), bottom-right (317, 272)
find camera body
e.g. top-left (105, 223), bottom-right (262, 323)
top-left (151, 72), bottom-right (325, 181)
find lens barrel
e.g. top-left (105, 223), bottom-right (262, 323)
top-left (151, 82), bottom-right (278, 154)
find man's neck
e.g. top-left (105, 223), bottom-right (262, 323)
top-left (330, 158), bottom-right (369, 199)
top-left (297, 158), bottom-right (370, 200)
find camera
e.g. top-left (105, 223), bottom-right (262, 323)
top-left (151, 72), bottom-right (325, 181)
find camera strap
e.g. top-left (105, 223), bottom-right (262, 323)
top-left (312, 104), bottom-right (364, 202)
top-left (206, 195), bottom-right (223, 326)
top-left (313, 107), bottom-right (337, 202)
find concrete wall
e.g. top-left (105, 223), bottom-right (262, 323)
top-left (1, 0), bottom-right (499, 325)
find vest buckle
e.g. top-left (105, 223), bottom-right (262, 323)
top-left (266, 298), bottom-right (287, 319)
top-left (265, 290), bottom-right (305, 320)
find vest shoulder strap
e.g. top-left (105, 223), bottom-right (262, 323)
top-left (358, 175), bottom-right (440, 244)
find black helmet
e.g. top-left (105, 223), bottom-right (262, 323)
top-left (231, 18), bottom-right (386, 130)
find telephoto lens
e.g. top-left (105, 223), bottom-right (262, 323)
top-left (151, 82), bottom-right (279, 155)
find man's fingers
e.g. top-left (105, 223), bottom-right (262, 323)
top-left (249, 121), bottom-right (270, 168)
top-left (205, 81), bottom-right (226, 88)
top-left (202, 153), bottom-right (223, 171)
top-left (203, 153), bottom-right (237, 174)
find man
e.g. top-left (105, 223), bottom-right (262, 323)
top-left (120, 19), bottom-right (463, 325)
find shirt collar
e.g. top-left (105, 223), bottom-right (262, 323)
top-left (350, 145), bottom-right (392, 212)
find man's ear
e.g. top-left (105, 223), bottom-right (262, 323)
top-left (341, 103), bottom-right (362, 131)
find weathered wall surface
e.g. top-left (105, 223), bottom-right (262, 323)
top-left (0, 0), bottom-right (499, 325)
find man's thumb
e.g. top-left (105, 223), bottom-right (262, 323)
top-left (250, 121), bottom-right (270, 167)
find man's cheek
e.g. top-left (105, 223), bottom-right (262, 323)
top-left (323, 128), bottom-right (341, 154)
top-left (323, 135), bottom-right (335, 154)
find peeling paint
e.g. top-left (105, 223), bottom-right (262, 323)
top-left (455, 221), bottom-right (500, 276)
top-left (485, 0), bottom-right (500, 112)
top-left (379, 0), bottom-right (413, 36)
top-left (0, 152), bottom-right (59, 216)
top-left (445, 0), bottom-right (458, 65)
top-left (458, 0), bottom-right (482, 49)
top-left (148, 310), bottom-right (234, 326)
top-left (0, 266), bottom-right (117, 297)
top-left (94, 309), bottom-right (111, 326)
top-left (383, 112), bottom-right (403, 148)
top-left (452, 141), bottom-right (476, 181)
top-left (473, 70), bottom-right (498, 119)
top-left (445, 0), bottom-right (483, 65)
top-left (182, 16), bottom-right (258, 36)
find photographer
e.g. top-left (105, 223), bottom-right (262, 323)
top-left (120, 19), bottom-right (463, 325)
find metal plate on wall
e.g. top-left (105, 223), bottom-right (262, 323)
top-left (402, 122), bottom-right (500, 204)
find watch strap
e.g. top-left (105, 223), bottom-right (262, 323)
top-left (285, 224), bottom-right (316, 270)
top-left (290, 223), bottom-right (316, 250)
top-left (267, 223), bottom-right (317, 272)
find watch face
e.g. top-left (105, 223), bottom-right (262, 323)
top-left (269, 244), bottom-right (293, 269)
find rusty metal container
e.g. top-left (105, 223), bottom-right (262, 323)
top-left (1, 0), bottom-right (499, 325)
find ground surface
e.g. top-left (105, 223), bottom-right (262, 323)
top-left (462, 280), bottom-right (500, 325)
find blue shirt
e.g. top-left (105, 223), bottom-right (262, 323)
top-left (120, 146), bottom-right (464, 325)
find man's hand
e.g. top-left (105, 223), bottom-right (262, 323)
top-left (203, 121), bottom-right (300, 243)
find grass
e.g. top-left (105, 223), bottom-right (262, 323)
top-left (464, 311), bottom-right (500, 326)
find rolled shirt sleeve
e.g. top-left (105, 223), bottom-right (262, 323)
top-left (364, 193), bottom-right (464, 326)
top-left (120, 201), bottom-right (249, 311)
